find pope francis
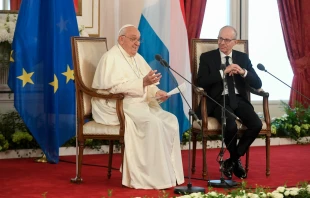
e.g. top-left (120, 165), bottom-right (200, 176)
top-left (91, 24), bottom-right (184, 189)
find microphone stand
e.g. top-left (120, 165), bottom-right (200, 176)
top-left (156, 58), bottom-right (240, 193)
top-left (258, 65), bottom-right (310, 102)
top-left (159, 58), bottom-right (240, 120)
top-left (157, 59), bottom-right (205, 194)
top-left (208, 67), bottom-right (237, 188)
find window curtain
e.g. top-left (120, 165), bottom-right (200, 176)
top-left (180, 0), bottom-right (207, 71)
top-left (277, 0), bottom-right (310, 107)
top-left (10, 0), bottom-right (22, 10)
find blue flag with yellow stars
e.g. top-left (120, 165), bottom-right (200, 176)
top-left (8, 0), bottom-right (79, 163)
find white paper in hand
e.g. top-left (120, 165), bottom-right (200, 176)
top-left (167, 82), bottom-right (186, 96)
top-left (151, 82), bottom-right (186, 100)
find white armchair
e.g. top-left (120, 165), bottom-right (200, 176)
top-left (70, 37), bottom-right (125, 184)
top-left (190, 39), bottom-right (271, 179)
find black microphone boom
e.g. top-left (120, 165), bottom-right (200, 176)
top-left (257, 63), bottom-right (310, 102)
top-left (154, 54), bottom-right (240, 191)
top-left (154, 54), bottom-right (205, 194)
top-left (154, 55), bottom-right (239, 120)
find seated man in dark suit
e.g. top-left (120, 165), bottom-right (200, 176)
top-left (196, 25), bottom-right (262, 179)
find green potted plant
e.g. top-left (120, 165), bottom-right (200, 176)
top-left (271, 102), bottom-right (310, 142)
top-left (0, 111), bottom-right (40, 152)
top-left (0, 110), bottom-right (120, 153)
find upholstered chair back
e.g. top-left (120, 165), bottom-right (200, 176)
top-left (190, 38), bottom-right (271, 179)
top-left (72, 37), bottom-right (108, 116)
top-left (191, 39), bottom-right (248, 111)
top-left (70, 37), bottom-right (126, 183)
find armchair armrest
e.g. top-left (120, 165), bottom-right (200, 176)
top-left (196, 87), bottom-right (210, 136)
top-left (193, 87), bottom-right (205, 95)
top-left (90, 90), bottom-right (126, 129)
top-left (76, 79), bottom-right (126, 128)
top-left (77, 78), bottom-right (125, 100)
top-left (249, 87), bottom-right (269, 98)
top-left (248, 87), bottom-right (271, 127)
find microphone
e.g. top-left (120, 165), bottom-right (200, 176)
top-left (162, 59), bottom-right (169, 67)
top-left (155, 54), bottom-right (170, 68)
top-left (154, 54), bottom-right (200, 126)
top-left (257, 63), bottom-right (310, 102)
top-left (155, 54), bottom-right (162, 62)
top-left (257, 63), bottom-right (266, 71)
top-left (155, 57), bottom-right (203, 131)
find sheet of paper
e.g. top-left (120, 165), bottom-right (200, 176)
top-left (167, 82), bottom-right (186, 96)
top-left (152, 82), bottom-right (186, 99)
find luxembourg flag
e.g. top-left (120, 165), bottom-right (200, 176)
top-left (138, 0), bottom-right (191, 138)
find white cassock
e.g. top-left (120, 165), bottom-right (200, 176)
top-left (91, 44), bottom-right (184, 189)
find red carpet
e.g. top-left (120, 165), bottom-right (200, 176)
top-left (0, 144), bottom-right (310, 198)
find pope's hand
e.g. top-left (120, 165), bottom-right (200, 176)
top-left (143, 70), bottom-right (162, 87)
top-left (155, 90), bottom-right (169, 103)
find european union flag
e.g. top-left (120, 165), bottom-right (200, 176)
top-left (8, 0), bottom-right (79, 163)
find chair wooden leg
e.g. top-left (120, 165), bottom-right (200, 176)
top-left (71, 140), bottom-right (84, 184)
top-left (245, 148), bottom-right (250, 174)
top-left (266, 135), bottom-right (271, 176)
top-left (120, 142), bottom-right (125, 183)
top-left (191, 132), bottom-right (197, 174)
top-left (202, 136), bottom-right (207, 180)
top-left (108, 140), bottom-right (114, 179)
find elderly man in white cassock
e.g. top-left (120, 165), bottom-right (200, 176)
top-left (91, 24), bottom-right (185, 189)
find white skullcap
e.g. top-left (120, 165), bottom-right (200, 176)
top-left (118, 24), bottom-right (135, 36)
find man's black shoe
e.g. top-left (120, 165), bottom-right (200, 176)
top-left (233, 159), bottom-right (247, 179)
top-left (221, 159), bottom-right (234, 180)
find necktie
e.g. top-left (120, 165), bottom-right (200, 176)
top-left (225, 56), bottom-right (237, 109)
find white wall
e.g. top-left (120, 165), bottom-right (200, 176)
top-left (253, 100), bottom-right (286, 119)
top-left (99, 0), bottom-right (144, 49)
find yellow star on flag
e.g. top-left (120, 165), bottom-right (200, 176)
top-left (10, 50), bottom-right (14, 62)
top-left (17, 68), bottom-right (34, 87)
top-left (49, 74), bottom-right (59, 93)
top-left (62, 65), bottom-right (74, 83)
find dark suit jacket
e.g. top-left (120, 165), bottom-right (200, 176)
top-left (196, 49), bottom-right (262, 117)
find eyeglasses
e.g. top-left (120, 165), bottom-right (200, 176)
top-left (122, 35), bottom-right (143, 43)
top-left (218, 37), bottom-right (235, 44)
